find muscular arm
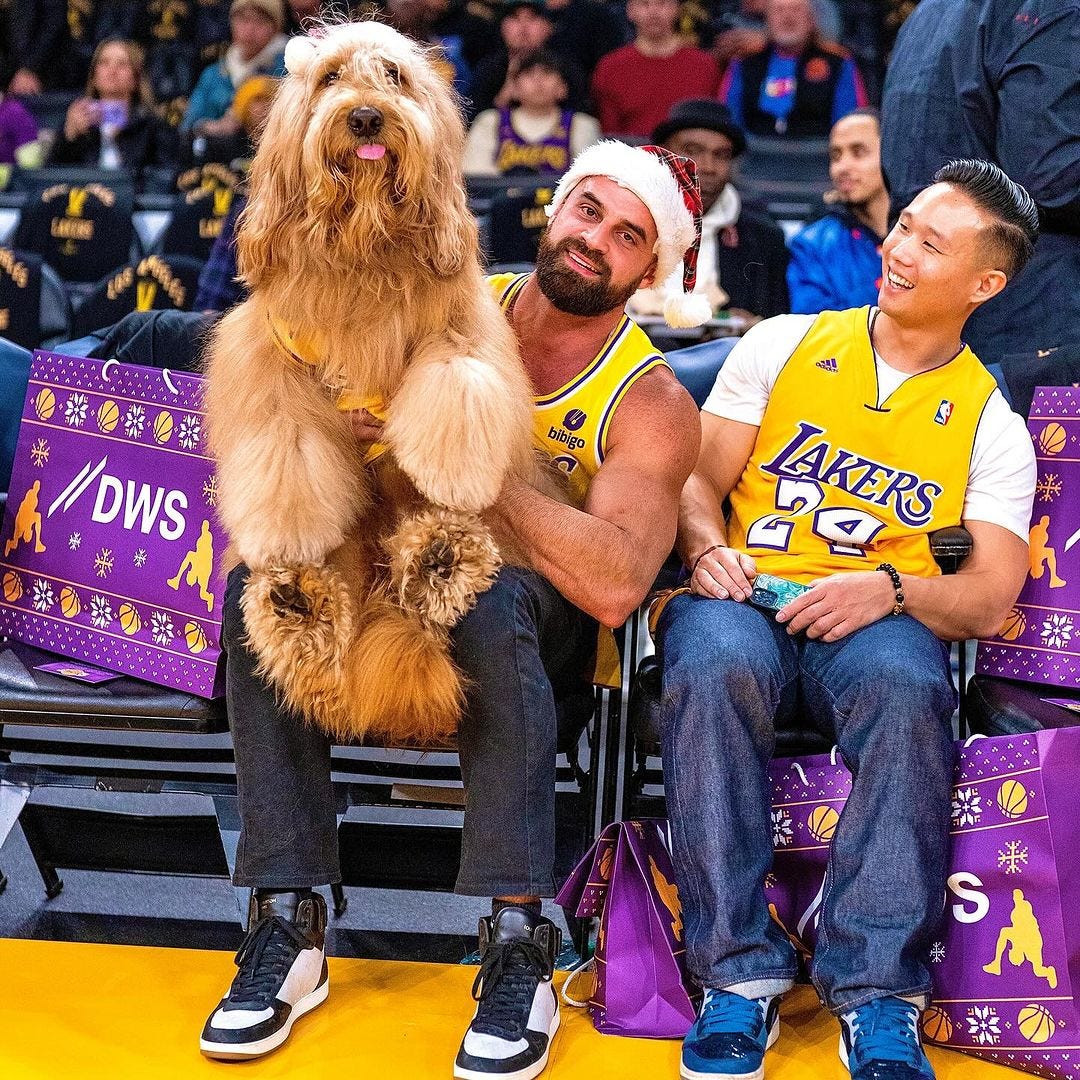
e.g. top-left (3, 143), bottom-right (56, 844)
top-left (486, 369), bottom-right (701, 627)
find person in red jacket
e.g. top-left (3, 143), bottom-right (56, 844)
top-left (590, 0), bottom-right (718, 137)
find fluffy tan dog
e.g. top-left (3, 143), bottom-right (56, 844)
top-left (204, 20), bottom-right (537, 744)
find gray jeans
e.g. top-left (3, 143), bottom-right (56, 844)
top-left (222, 564), bottom-right (597, 896)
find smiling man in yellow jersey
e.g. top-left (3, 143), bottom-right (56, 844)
top-left (656, 160), bottom-right (1039, 1080)
top-left (203, 141), bottom-right (701, 1077)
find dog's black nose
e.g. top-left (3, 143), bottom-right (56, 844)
top-left (348, 106), bottom-right (384, 138)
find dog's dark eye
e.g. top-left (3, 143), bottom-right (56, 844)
top-left (384, 63), bottom-right (400, 84)
top-left (322, 70), bottom-right (340, 87)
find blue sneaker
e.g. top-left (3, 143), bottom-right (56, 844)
top-left (681, 989), bottom-right (780, 1080)
top-left (839, 996), bottom-right (936, 1079)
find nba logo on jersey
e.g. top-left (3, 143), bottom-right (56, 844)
top-left (934, 400), bottom-right (954, 426)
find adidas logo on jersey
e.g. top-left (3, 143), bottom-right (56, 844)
top-left (815, 358), bottom-right (839, 373)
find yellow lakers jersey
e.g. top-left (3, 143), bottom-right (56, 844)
top-left (490, 273), bottom-right (669, 505)
top-left (728, 306), bottom-right (997, 583)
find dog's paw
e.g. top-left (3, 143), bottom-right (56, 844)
top-left (388, 509), bottom-right (501, 628)
top-left (242, 564), bottom-right (355, 670)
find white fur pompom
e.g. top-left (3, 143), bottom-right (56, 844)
top-left (284, 36), bottom-right (318, 76)
top-left (664, 291), bottom-right (713, 328)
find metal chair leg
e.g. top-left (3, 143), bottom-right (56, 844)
top-left (330, 882), bottom-right (348, 917)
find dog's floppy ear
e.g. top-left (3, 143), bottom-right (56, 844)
top-left (236, 76), bottom-right (309, 286)
top-left (410, 82), bottom-right (476, 278)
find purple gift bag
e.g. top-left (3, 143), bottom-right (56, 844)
top-left (765, 750), bottom-right (852, 953)
top-left (768, 731), bottom-right (1080, 1078)
top-left (557, 818), bottom-right (698, 1037)
top-left (976, 386), bottom-right (1080, 689)
top-left (0, 351), bottom-right (226, 697)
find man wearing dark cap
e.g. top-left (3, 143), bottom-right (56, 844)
top-left (643, 98), bottom-right (789, 323)
top-left (466, 0), bottom-right (587, 119)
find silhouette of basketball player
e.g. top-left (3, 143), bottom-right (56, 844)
top-left (649, 855), bottom-right (683, 940)
top-left (167, 519), bottom-right (215, 612)
top-left (983, 888), bottom-right (1058, 988)
top-left (5, 480), bottom-right (46, 556)
top-left (1030, 515), bottom-right (1067, 588)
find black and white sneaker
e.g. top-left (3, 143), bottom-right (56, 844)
top-left (200, 890), bottom-right (329, 1060)
top-left (455, 907), bottom-right (562, 1080)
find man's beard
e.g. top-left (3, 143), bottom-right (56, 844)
top-left (534, 234), bottom-right (641, 317)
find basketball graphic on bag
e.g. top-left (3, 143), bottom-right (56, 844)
top-left (997, 779), bottom-right (1029, 819)
top-left (807, 805), bottom-right (839, 843)
top-left (33, 387), bottom-right (55, 420)
top-left (184, 620), bottom-right (209, 654)
top-left (96, 399), bottom-right (119, 432)
top-left (999, 607), bottom-right (1026, 641)
top-left (1018, 1003), bottom-right (1056, 1044)
top-left (2, 570), bottom-right (22, 601)
top-left (1037, 422), bottom-right (1067, 456)
top-left (118, 603), bottom-right (142, 636)
top-left (59, 587), bottom-right (81, 618)
top-left (153, 410), bottom-right (174, 443)
top-left (921, 1006), bottom-right (953, 1043)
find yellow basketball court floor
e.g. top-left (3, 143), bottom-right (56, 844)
top-left (0, 938), bottom-right (1020, 1078)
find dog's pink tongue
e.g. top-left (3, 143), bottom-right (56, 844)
top-left (357, 144), bottom-right (386, 160)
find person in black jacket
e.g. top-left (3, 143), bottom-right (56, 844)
top-left (881, 0), bottom-right (1079, 372)
top-left (642, 98), bottom-right (789, 323)
top-left (48, 38), bottom-right (178, 179)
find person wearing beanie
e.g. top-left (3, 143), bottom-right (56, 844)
top-left (657, 158), bottom-right (1038, 1080)
top-left (633, 97), bottom-right (789, 325)
top-left (193, 137), bottom-right (701, 1075)
top-left (182, 0), bottom-right (287, 132)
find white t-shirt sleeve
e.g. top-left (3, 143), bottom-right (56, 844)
top-left (964, 390), bottom-right (1037, 541)
top-left (701, 314), bottom-right (816, 424)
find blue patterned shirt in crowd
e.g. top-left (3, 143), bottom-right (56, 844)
top-left (786, 205), bottom-right (883, 315)
top-left (194, 195), bottom-right (246, 313)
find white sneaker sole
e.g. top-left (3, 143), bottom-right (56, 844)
top-left (453, 1006), bottom-right (561, 1080)
top-left (199, 977), bottom-right (330, 1061)
top-left (680, 1016), bottom-right (779, 1080)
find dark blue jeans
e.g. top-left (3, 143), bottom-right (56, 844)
top-left (222, 564), bottom-right (597, 896)
top-left (657, 593), bottom-right (956, 1014)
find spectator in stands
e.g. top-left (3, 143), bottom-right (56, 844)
top-left (590, 0), bottom-right (719, 137)
top-left (660, 159), bottom-right (1037, 1080)
top-left (199, 142), bottom-right (702, 1078)
top-left (544, 0), bottom-right (626, 82)
top-left (713, 0), bottom-right (841, 71)
top-left (787, 107), bottom-right (886, 313)
top-left (464, 49), bottom-right (598, 178)
top-left (381, 0), bottom-right (499, 98)
top-left (6, 0), bottom-right (67, 94)
top-left (882, 0), bottom-right (1080, 370)
top-left (48, 39), bottom-right (178, 175)
top-left (182, 0), bottom-right (286, 132)
top-left (0, 89), bottom-right (41, 166)
top-left (467, 0), bottom-right (586, 121)
top-left (195, 190), bottom-right (246, 311)
top-left (186, 72), bottom-right (276, 169)
top-left (719, 0), bottom-right (865, 138)
top-left (636, 97), bottom-right (788, 322)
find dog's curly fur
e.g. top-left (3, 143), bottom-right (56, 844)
top-left (204, 20), bottom-right (538, 744)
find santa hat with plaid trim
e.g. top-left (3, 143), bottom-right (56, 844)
top-left (547, 140), bottom-right (713, 328)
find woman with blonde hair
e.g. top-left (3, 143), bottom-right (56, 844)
top-left (48, 38), bottom-right (178, 178)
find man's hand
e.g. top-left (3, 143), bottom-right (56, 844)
top-left (776, 571), bottom-right (896, 641)
top-left (345, 408), bottom-right (384, 444)
top-left (690, 545), bottom-right (757, 601)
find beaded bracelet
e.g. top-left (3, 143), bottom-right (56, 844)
top-left (877, 562), bottom-right (905, 615)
